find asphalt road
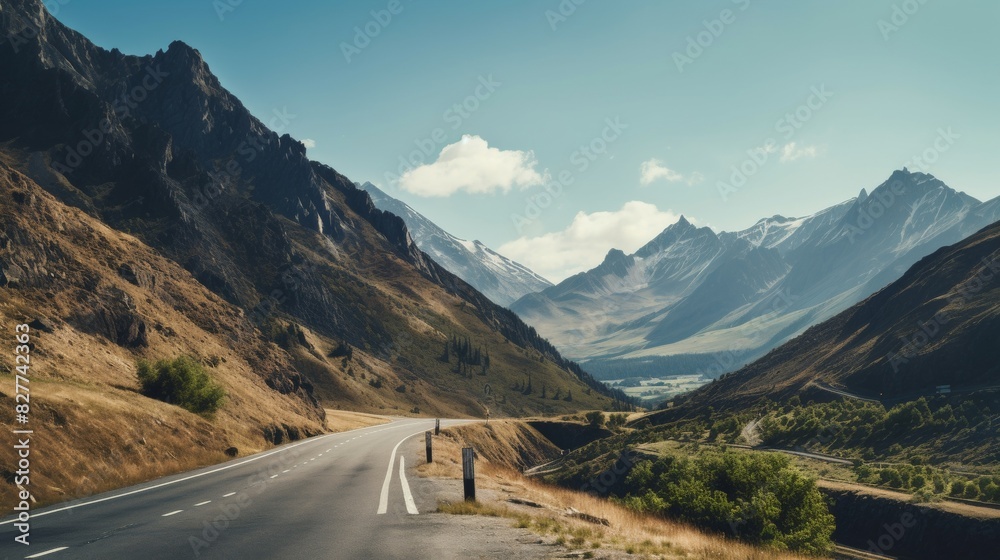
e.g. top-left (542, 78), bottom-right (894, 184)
top-left (1, 418), bottom-right (478, 559)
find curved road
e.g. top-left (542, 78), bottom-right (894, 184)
top-left (1, 418), bottom-right (476, 559)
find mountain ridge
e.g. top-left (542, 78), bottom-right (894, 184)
top-left (0, 0), bottom-right (632, 504)
top-left (359, 181), bottom-right (552, 306)
top-left (512, 169), bottom-right (1000, 377)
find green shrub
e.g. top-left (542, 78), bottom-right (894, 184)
top-left (622, 450), bottom-right (834, 554)
top-left (607, 413), bottom-right (628, 431)
top-left (137, 356), bottom-right (225, 414)
top-left (585, 411), bottom-right (606, 429)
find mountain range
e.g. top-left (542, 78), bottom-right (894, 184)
top-left (669, 217), bottom-right (1000, 412)
top-left (511, 170), bottom-right (1000, 378)
top-left (359, 182), bottom-right (552, 306)
top-left (0, 0), bottom-right (627, 504)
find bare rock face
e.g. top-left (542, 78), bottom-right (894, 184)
top-left (73, 287), bottom-right (149, 348)
top-left (117, 262), bottom-right (157, 289)
top-left (0, 260), bottom-right (26, 287)
top-left (28, 317), bottom-right (55, 333)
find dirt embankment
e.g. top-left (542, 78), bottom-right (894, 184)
top-left (526, 420), bottom-right (611, 451)
top-left (822, 483), bottom-right (1000, 559)
top-left (437, 421), bottom-right (562, 471)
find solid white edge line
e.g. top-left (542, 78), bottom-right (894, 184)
top-left (162, 510), bottom-right (183, 517)
top-left (398, 456), bottom-right (419, 515)
top-left (377, 427), bottom-right (432, 514)
top-left (0, 420), bottom-right (420, 526)
top-left (25, 547), bottom-right (69, 558)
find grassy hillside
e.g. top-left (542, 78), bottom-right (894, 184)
top-left (0, 156), bottom-right (613, 507)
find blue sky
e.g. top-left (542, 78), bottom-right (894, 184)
top-left (52, 0), bottom-right (999, 282)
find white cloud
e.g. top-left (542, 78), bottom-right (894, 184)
top-left (639, 158), bottom-right (704, 186)
top-left (498, 201), bottom-right (685, 283)
top-left (400, 135), bottom-right (547, 197)
top-left (301, 138), bottom-right (316, 149)
top-left (779, 142), bottom-right (818, 162)
top-left (686, 171), bottom-right (705, 185)
top-left (640, 158), bottom-right (684, 185)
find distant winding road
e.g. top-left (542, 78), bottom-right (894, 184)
top-left (1, 419), bottom-right (474, 559)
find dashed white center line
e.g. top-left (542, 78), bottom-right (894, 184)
top-left (283, 469), bottom-right (290, 473)
top-left (223, 492), bottom-right (236, 497)
top-left (270, 474), bottom-right (279, 479)
top-left (25, 547), bottom-right (69, 558)
top-left (162, 510), bottom-right (183, 517)
top-left (194, 501), bottom-right (211, 507)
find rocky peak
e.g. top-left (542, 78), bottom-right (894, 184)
top-left (593, 248), bottom-right (634, 278)
top-left (635, 215), bottom-right (716, 259)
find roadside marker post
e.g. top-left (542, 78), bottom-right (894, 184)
top-left (425, 431), bottom-right (433, 463)
top-left (435, 418), bottom-right (440, 435)
top-left (462, 447), bottom-right (476, 501)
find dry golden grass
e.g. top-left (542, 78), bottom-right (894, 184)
top-left (324, 409), bottom-right (391, 432)
top-left (425, 423), bottom-right (819, 560)
top-left (0, 162), bottom-right (327, 506)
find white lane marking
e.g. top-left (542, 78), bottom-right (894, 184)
top-left (25, 547), bottom-right (69, 558)
top-left (194, 501), bottom-right (211, 507)
top-left (0, 433), bottom-right (332, 525)
top-left (377, 428), bottom-right (432, 514)
top-left (270, 474), bottom-right (279, 479)
top-left (283, 470), bottom-right (290, 473)
top-left (223, 492), bottom-right (236, 498)
top-left (162, 510), bottom-right (183, 517)
top-left (398, 456), bottom-right (419, 515)
top-left (0, 420), bottom-right (421, 526)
